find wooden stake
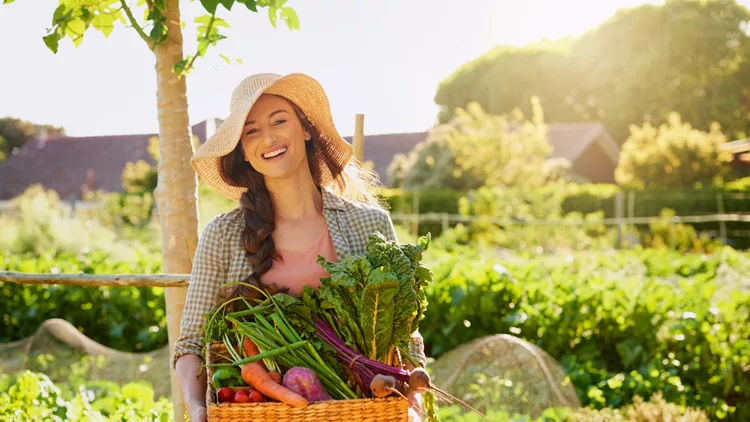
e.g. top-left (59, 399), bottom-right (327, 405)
top-left (353, 113), bottom-right (365, 162)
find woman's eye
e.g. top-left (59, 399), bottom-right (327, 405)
top-left (273, 119), bottom-right (286, 125)
top-left (246, 128), bottom-right (258, 135)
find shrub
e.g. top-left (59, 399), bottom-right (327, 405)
top-left (421, 248), bottom-right (750, 420)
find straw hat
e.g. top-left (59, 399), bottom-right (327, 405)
top-left (191, 73), bottom-right (354, 201)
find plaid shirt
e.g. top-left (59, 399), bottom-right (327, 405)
top-left (172, 189), bottom-right (425, 368)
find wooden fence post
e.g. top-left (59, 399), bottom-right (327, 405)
top-left (616, 191), bottom-right (624, 248)
top-left (717, 192), bottom-right (727, 244)
top-left (353, 114), bottom-right (365, 163)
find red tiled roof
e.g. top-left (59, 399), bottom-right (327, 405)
top-left (0, 134), bottom-right (155, 200)
top-left (0, 120), bottom-right (619, 200)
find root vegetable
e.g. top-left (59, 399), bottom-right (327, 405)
top-left (282, 367), bottom-right (333, 402)
top-left (370, 374), bottom-right (397, 398)
top-left (408, 368), bottom-right (431, 392)
top-left (268, 371), bottom-right (282, 384)
top-left (240, 338), bottom-right (309, 407)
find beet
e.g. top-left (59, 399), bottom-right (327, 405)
top-left (282, 367), bottom-right (332, 402)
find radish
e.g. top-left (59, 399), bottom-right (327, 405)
top-left (370, 374), bottom-right (397, 398)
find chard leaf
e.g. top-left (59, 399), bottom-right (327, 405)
top-left (360, 267), bottom-right (399, 361)
top-left (318, 284), bottom-right (365, 351)
top-left (366, 233), bottom-right (412, 284)
top-left (392, 284), bottom-right (418, 348)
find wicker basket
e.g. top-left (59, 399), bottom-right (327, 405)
top-left (205, 342), bottom-right (409, 421)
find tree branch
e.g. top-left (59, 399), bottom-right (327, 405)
top-left (120, 0), bottom-right (151, 48)
top-left (184, 13), bottom-right (215, 73)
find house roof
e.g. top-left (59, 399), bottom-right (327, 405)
top-left (0, 133), bottom-right (155, 200)
top-left (348, 121), bottom-right (620, 185)
top-left (547, 122), bottom-right (620, 164)
top-left (0, 120), bottom-right (620, 200)
top-left (0, 120), bottom-right (213, 200)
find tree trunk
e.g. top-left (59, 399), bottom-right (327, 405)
top-left (152, 1), bottom-right (199, 421)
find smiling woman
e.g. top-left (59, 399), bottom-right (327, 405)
top-left (173, 73), bottom-right (428, 422)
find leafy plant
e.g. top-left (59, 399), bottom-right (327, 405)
top-left (0, 370), bottom-right (172, 421)
top-left (420, 247), bottom-right (750, 421)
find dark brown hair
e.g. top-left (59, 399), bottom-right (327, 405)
top-left (217, 97), bottom-right (351, 308)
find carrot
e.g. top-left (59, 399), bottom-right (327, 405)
top-left (241, 361), bottom-right (309, 407)
top-left (241, 338), bottom-right (309, 408)
top-left (268, 371), bottom-right (282, 384)
top-left (243, 337), bottom-right (267, 371)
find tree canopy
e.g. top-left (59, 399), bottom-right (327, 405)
top-left (435, 0), bottom-right (750, 144)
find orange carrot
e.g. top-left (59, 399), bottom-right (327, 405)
top-left (243, 338), bottom-right (267, 371)
top-left (241, 361), bottom-right (308, 407)
top-left (241, 338), bottom-right (308, 408)
top-left (268, 371), bottom-right (282, 384)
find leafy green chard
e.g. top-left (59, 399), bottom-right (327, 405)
top-left (313, 232), bottom-right (433, 363)
top-left (359, 268), bottom-right (400, 361)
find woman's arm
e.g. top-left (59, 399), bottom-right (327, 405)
top-left (172, 216), bottom-right (227, 418)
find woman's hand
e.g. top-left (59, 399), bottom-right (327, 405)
top-left (403, 360), bottom-right (424, 422)
top-left (188, 404), bottom-right (207, 422)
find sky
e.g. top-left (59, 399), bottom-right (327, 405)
top-left (0, 0), bottom-right (669, 138)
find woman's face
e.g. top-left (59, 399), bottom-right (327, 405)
top-left (241, 94), bottom-right (311, 180)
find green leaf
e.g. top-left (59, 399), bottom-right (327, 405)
top-left (219, 0), bottom-right (234, 10)
top-left (172, 58), bottom-right (190, 75)
top-left (280, 7), bottom-right (299, 30)
top-left (194, 14), bottom-right (213, 26)
top-left (92, 13), bottom-right (117, 38)
top-left (199, 0), bottom-right (219, 14)
top-left (235, 57), bottom-right (243, 64)
top-left (360, 268), bottom-right (399, 361)
top-left (3, 0), bottom-right (16, 4)
top-left (212, 17), bottom-right (230, 28)
top-left (236, 0), bottom-right (257, 12)
top-left (52, 4), bottom-right (69, 24)
top-left (66, 18), bottom-right (86, 36)
top-left (267, 6), bottom-right (277, 28)
top-left (149, 19), bottom-right (166, 43)
top-left (219, 54), bottom-right (231, 64)
top-left (197, 38), bottom-right (209, 56)
top-left (42, 33), bottom-right (60, 54)
top-left (391, 285), bottom-right (418, 348)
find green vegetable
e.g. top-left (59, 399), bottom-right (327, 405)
top-left (211, 367), bottom-right (244, 389)
top-left (313, 232), bottom-right (433, 364)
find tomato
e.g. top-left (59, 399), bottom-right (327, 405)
top-left (217, 387), bottom-right (234, 403)
top-left (234, 390), bottom-right (251, 403)
top-left (248, 390), bottom-right (265, 403)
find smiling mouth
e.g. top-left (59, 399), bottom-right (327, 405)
top-left (262, 147), bottom-right (287, 159)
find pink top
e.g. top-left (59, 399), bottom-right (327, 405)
top-left (260, 226), bottom-right (338, 295)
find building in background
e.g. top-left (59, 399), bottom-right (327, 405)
top-left (0, 119), bottom-right (619, 200)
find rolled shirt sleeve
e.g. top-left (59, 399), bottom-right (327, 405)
top-left (171, 216), bottom-right (227, 369)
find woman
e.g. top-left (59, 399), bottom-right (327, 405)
top-left (172, 73), bottom-right (426, 422)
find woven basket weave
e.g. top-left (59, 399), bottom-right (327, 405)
top-left (205, 342), bottom-right (408, 421)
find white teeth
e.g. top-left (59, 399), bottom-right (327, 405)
top-left (263, 147), bottom-right (287, 159)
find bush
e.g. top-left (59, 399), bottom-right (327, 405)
top-left (0, 185), bottom-right (154, 259)
top-left (421, 247), bottom-right (750, 421)
top-left (0, 371), bottom-right (172, 421)
top-left (615, 113), bottom-right (734, 190)
top-left (454, 185), bottom-right (615, 252)
top-left (0, 249), bottom-right (166, 352)
top-left (440, 393), bottom-right (710, 421)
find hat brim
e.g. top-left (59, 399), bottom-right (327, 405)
top-left (190, 73), bottom-right (354, 202)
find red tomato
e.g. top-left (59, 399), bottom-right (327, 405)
top-left (217, 387), bottom-right (234, 403)
top-left (248, 390), bottom-right (265, 403)
top-left (234, 390), bottom-right (251, 403)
